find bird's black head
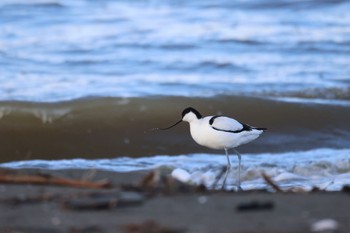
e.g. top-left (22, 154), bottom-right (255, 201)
top-left (154, 107), bottom-right (202, 131)
top-left (182, 107), bottom-right (202, 120)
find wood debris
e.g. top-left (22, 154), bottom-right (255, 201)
top-left (123, 220), bottom-right (184, 233)
top-left (0, 172), bottom-right (111, 189)
top-left (261, 172), bottom-right (283, 192)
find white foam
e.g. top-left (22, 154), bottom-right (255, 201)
top-left (311, 219), bottom-right (339, 232)
top-left (1, 148), bottom-right (349, 190)
top-left (171, 168), bottom-right (191, 183)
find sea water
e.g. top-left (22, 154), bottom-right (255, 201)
top-left (1, 0), bottom-right (349, 101)
top-left (0, 0), bottom-right (349, 190)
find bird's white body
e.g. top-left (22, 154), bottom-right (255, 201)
top-left (159, 107), bottom-right (266, 190)
top-left (183, 111), bottom-right (264, 150)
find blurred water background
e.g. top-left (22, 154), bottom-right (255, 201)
top-left (0, 0), bottom-right (349, 190)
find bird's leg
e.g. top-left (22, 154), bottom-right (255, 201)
top-left (233, 148), bottom-right (243, 191)
top-left (221, 148), bottom-right (231, 190)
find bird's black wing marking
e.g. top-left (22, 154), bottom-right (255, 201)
top-left (209, 115), bottom-right (252, 133)
top-left (212, 123), bottom-right (253, 133)
top-left (209, 115), bottom-right (221, 125)
top-left (209, 115), bottom-right (267, 133)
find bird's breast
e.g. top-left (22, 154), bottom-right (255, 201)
top-left (189, 121), bottom-right (224, 149)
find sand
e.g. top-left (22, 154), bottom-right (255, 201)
top-left (0, 168), bottom-right (349, 233)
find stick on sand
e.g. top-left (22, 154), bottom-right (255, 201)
top-left (0, 173), bottom-right (111, 189)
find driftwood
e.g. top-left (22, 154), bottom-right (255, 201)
top-left (236, 200), bottom-right (274, 212)
top-left (137, 170), bottom-right (206, 195)
top-left (63, 191), bottom-right (145, 210)
top-left (0, 173), bottom-right (111, 189)
top-left (261, 172), bottom-right (283, 192)
top-left (123, 220), bottom-right (184, 233)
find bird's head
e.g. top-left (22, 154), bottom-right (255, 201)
top-left (181, 107), bottom-right (202, 123)
top-left (154, 107), bottom-right (202, 130)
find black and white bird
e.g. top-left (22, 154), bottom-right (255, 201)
top-left (156, 107), bottom-right (266, 190)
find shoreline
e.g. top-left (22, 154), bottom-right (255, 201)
top-left (0, 168), bottom-right (349, 233)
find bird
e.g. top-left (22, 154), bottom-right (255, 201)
top-left (155, 107), bottom-right (266, 190)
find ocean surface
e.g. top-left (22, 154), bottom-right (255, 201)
top-left (0, 0), bottom-right (349, 190)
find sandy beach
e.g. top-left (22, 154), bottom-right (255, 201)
top-left (0, 168), bottom-right (349, 233)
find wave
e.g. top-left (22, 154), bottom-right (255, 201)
top-left (0, 0), bottom-right (65, 8)
top-left (267, 86), bottom-right (350, 102)
top-left (163, 61), bottom-right (251, 73)
top-left (2, 148), bottom-right (349, 190)
top-left (228, 0), bottom-right (349, 10)
top-left (0, 95), bottom-right (349, 163)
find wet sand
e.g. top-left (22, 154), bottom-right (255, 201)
top-left (0, 168), bottom-right (349, 233)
